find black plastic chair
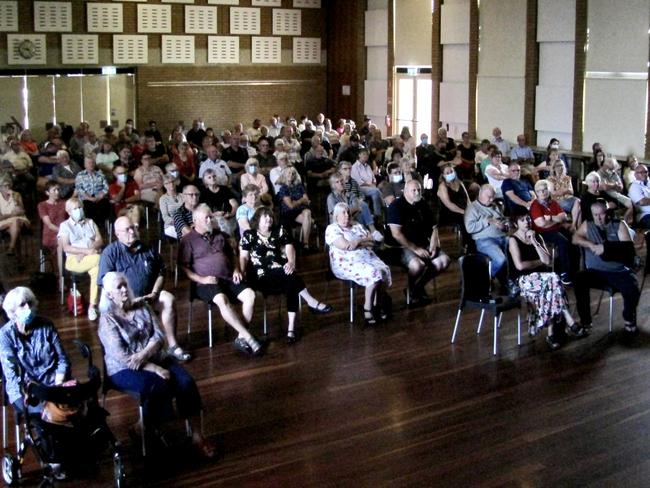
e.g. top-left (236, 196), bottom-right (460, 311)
top-left (450, 254), bottom-right (521, 355)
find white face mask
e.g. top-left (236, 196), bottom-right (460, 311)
top-left (117, 174), bottom-right (127, 183)
top-left (550, 143), bottom-right (559, 150)
top-left (444, 171), bottom-right (457, 183)
top-left (71, 208), bottom-right (84, 222)
top-left (169, 170), bottom-right (179, 179)
top-left (391, 174), bottom-right (403, 184)
top-left (15, 307), bottom-right (34, 326)
top-left (247, 166), bottom-right (258, 174)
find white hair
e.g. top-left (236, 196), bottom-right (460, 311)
top-left (98, 272), bottom-right (133, 314)
top-left (332, 202), bottom-right (350, 222)
top-left (2, 287), bottom-right (37, 319)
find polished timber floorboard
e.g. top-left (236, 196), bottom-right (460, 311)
top-left (4, 230), bottom-right (650, 487)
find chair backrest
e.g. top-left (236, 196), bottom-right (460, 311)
top-left (458, 253), bottom-right (492, 305)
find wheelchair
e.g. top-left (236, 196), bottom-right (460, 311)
top-left (1, 341), bottom-right (126, 488)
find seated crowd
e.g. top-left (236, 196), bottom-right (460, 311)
top-left (0, 113), bottom-right (648, 478)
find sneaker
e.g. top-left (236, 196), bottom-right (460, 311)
top-left (623, 323), bottom-right (640, 336)
top-left (233, 337), bottom-right (252, 355)
top-left (246, 336), bottom-right (263, 356)
top-left (372, 230), bottom-right (384, 242)
top-left (88, 306), bottom-right (98, 321)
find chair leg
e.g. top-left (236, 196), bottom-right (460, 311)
top-left (59, 274), bottom-right (64, 305)
top-left (517, 312), bottom-right (521, 346)
top-left (263, 297), bottom-right (268, 336)
top-left (609, 295), bottom-right (613, 332)
top-left (349, 283), bottom-right (354, 323)
top-left (595, 290), bottom-right (605, 316)
top-left (72, 280), bottom-right (78, 318)
top-left (406, 286), bottom-right (411, 306)
top-left (493, 314), bottom-right (499, 356)
top-left (2, 405), bottom-right (6, 449)
top-left (185, 419), bottom-right (192, 438)
top-left (451, 308), bottom-right (462, 343)
top-left (145, 206), bottom-right (150, 229)
top-left (139, 405), bottom-right (146, 457)
top-left (497, 312), bottom-right (503, 328)
top-left (477, 309), bottom-right (485, 334)
top-left (187, 302), bottom-right (193, 336)
top-left (208, 305), bottom-right (213, 348)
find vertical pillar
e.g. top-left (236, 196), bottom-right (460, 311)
top-left (572, 0), bottom-right (588, 152)
top-left (523, 0), bottom-right (538, 142)
top-left (468, 0), bottom-right (479, 138)
top-left (387, 0), bottom-right (394, 136)
top-left (431, 0), bottom-right (442, 138)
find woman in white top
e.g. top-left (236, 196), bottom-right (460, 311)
top-left (158, 174), bottom-right (183, 239)
top-left (57, 197), bottom-right (103, 321)
top-left (325, 202), bottom-right (392, 326)
top-left (134, 154), bottom-right (164, 204)
top-left (484, 150), bottom-right (509, 198)
top-left (95, 141), bottom-right (119, 175)
top-left (0, 174), bottom-right (30, 256)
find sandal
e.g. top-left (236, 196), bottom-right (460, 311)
top-left (566, 323), bottom-right (589, 338)
top-left (308, 302), bottom-right (332, 314)
top-left (168, 345), bottom-right (191, 362)
top-left (194, 438), bottom-right (217, 459)
top-left (546, 335), bottom-right (561, 351)
top-left (363, 309), bottom-right (376, 326)
top-left (286, 330), bottom-right (300, 345)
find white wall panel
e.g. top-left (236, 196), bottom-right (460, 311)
top-left (476, 76), bottom-right (525, 141)
top-left (394, 0), bottom-right (431, 66)
top-left (367, 0), bottom-right (387, 9)
top-left (586, 0), bottom-right (649, 73)
top-left (538, 43), bottom-right (574, 86)
top-left (477, 0), bottom-right (526, 77)
top-left (440, 0), bottom-right (469, 44)
top-left (537, 0), bottom-right (574, 42)
top-left (367, 46), bottom-right (387, 80)
top-left (583, 79), bottom-right (647, 156)
top-left (534, 85), bottom-right (573, 133)
top-left (365, 9), bottom-right (387, 47)
top-left (442, 44), bottom-right (468, 82)
top-left (364, 80), bottom-right (387, 116)
top-left (439, 82), bottom-right (468, 124)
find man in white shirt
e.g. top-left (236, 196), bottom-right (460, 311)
top-left (628, 164), bottom-right (650, 228)
top-left (198, 145), bottom-right (231, 185)
top-left (491, 127), bottom-right (510, 161)
top-left (351, 149), bottom-right (382, 217)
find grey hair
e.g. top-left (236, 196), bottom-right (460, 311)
top-left (99, 271), bottom-right (133, 314)
top-left (2, 287), bottom-right (37, 319)
top-left (534, 179), bottom-right (551, 192)
top-left (245, 158), bottom-right (259, 169)
top-left (584, 171), bottom-right (601, 184)
top-left (192, 203), bottom-right (212, 220)
top-left (329, 172), bottom-right (343, 190)
top-left (56, 150), bottom-right (69, 160)
top-left (332, 202), bottom-right (350, 222)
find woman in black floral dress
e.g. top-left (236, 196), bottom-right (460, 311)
top-left (239, 207), bottom-right (332, 344)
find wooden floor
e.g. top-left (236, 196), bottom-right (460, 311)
top-left (3, 227), bottom-right (650, 487)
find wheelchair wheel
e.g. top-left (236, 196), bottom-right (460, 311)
top-left (113, 452), bottom-right (126, 488)
top-left (2, 454), bottom-right (19, 485)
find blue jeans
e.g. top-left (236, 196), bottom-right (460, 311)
top-left (359, 186), bottom-right (383, 217)
top-left (357, 200), bottom-right (374, 226)
top-left (110, 359), bottom-right (201, 428)
top-left (475, 236), bottom-right (508, 278)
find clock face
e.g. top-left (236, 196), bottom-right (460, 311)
top-left (18, 40), bottom-right (36, 59)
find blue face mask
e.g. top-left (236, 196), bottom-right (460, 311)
top-left (444, 171), bottom-right (457, 183)
top-left (15, 307), bottom-right (34, 326)
top-left (421, 138), bottom-right (428, 145)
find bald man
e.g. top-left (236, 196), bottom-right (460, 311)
top-left (388, 180), bottom-right (450, 306)
top-left (98, 216), bottom-right (190, 361)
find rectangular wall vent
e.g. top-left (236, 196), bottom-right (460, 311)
top-left (185, 6), bottom-right (217, 34)
top-left (162, 35), bottom-right (195, 64)
top-left (162, 0), bottom-right (195, 3)
top-left (113, 35), bottom-right (148, 64)
top-left (207, 0), bottom-right (239, 4)
top-left (7, 34), bottom-right (47, 65)
top-left (293, 0), bottom-right (320, 8)
top-left (208, 36), bottom-right (239, 64)
top-left (34, 1), bottom-right (72, 32)
top-left (252, 0), bottom-right (281, 6)
top-left (293, 37), bottom-right (320, 63)
top-left (62, 34), bottom-right (99, 64)
top-left (273, 9), bottom-right (301, 36)
top-left (88, 3), bottom-right (123, 33)
top-left (137, 4), bottom-right (172, 33)
top-left (230, 7), bottom-right (260, 35)
top-left (0, 2), bottom-right (19, 32)
top-left (251, 36), bottom-right (281, 64)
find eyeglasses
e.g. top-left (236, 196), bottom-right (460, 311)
top-left (184, 193), bottom-right (200, 197)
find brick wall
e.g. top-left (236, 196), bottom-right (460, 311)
top-left (136, 65), bottom-right (327, 137)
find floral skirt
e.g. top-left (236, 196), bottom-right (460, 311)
top-left (517, 272), bottom-right (566, 331)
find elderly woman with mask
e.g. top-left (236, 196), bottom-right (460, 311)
top-left (0, 287), bottom-right (70, 412)
top-left (98, 272), bottom-right (215, 458)
top-left (240, 158), bottom-right (270, 197)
